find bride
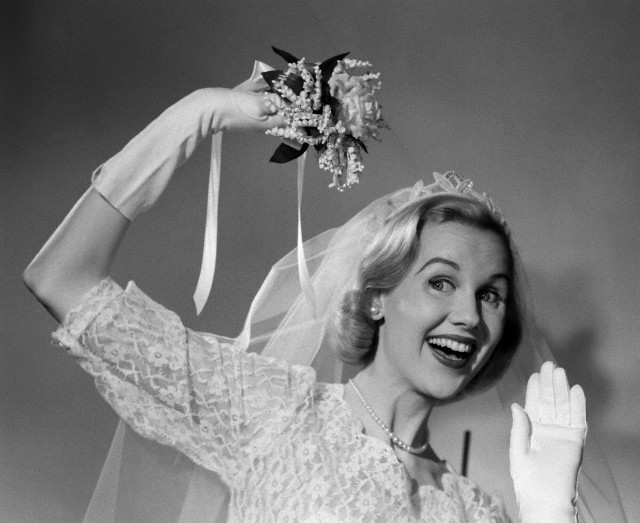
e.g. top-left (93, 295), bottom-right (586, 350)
top-left (24, 61), bottom-right (588, 521)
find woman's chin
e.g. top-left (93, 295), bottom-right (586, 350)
top-left (419, 377), bottom-right (473, 405)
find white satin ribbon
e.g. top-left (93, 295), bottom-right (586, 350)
top-left (193, 60), bottom-right (316, 316)
top-left (296, 152), bottom-right (316, 316)
top-left (193, 132), bottom-right (222, 315)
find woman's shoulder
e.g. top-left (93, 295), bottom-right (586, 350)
top-left (313, 381), bottom-right (346, 406)
top-left (310, 382), bottom-right (363, 435)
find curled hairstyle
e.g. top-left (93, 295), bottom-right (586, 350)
top-left (336, 194), bottom-right (523, 393)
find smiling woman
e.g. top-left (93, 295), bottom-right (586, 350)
top-left (374, 222), bottom-right (510, 392)
top-left (22, 81), bottom-right (617, 521)
top-left (338, 191), bottom-right (522, 396)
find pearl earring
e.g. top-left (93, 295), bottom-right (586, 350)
top-left (369, 305), bottom-right (381, 319)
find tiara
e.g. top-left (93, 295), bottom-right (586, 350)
top-left (406, 171), bottom-right (506, 226)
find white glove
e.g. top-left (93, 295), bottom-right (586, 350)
top-left (510, 361), bottom-right (587, 523)
top-left (92, 86), bottom-right (283, 220)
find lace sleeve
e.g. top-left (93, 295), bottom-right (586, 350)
top-left (52, 278), bottom-right (316, 487)
top-left (459, 478), bottom-right (514, 522)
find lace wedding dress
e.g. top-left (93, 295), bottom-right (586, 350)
top-left (54, 278), bottom-right (511, 522)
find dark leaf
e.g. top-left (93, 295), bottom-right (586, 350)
top-left (262, 70), bottom-right (284, 89)
top-left (319, 82), bottom-right (332, 107)
top-left (319, 86), bottom-right (341, 120)
top-left (328, 95), bottom-right (341, 112)
top-left (270, 143), bottom-right (309, 163)
top-left (282, 73), bottom-right (304, 95)
top-left (319, 52), bottom-right (350, 79)
top-left (262, 70), bottom-right (304, 98)
top-left (352, 136), bottom-right (368, 153)
top-left (305, 127), bottom-right (321, 139)
top-left (272, 47), bottom-right (299, 64)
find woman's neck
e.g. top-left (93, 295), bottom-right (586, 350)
top-left (350, 362), bottom-right (437, 451)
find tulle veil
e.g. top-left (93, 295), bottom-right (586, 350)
top-left (81, 175), bottom-right (627, 522)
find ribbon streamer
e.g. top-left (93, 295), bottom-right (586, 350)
top-left (193, 61), bottom-right (318, 316)
top-left (193, 132), bottom-right (222, 314)
top-left (296, 152), bottom-right (316, 317)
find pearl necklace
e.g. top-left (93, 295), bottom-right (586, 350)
top-left (349, 379), bottom-right (430, 455)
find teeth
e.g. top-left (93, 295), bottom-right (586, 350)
top-left (428, 337), bottom-right (473, 354)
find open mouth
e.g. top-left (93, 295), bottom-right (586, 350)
top-left (426, 336), bottom-right (476, 369)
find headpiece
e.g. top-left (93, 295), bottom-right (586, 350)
top-left (405, 170), bottom-right (506, 226)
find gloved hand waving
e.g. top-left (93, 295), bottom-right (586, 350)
top-left (510, 361), bottom-right (587, 523)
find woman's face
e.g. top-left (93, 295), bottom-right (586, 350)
top-left (374, 221), bottom-right (510, 400)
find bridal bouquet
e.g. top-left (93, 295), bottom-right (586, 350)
top-left (263, 47), bottom-right (386, 190)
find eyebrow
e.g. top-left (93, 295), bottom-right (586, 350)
top-left (416, 257), bottom-right (460, 274)
top-left (416, 257), bottom-right (511, 284)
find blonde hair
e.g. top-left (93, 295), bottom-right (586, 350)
top-left (336, 194), bottom-right (522, 392)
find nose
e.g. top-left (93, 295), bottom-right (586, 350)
top-left (449, 292), bottom-right (481, 329)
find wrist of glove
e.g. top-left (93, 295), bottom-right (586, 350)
top-left (92, 86), bottom-right (282, 220)
top-left (510, 362), bottom-right (587, 523)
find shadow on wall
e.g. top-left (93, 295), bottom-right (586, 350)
top-left (545, 326), bottom-right (611, 423)
top-left (526, 267), bottom-right (636, 521)
top-left (527, 268), bottom-right (610, 424)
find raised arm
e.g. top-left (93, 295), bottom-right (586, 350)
top-left (24, 87), bottom-right (284, 322)
top-left (23, 188), bottom-right (128, 322)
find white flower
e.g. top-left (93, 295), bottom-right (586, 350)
top-left (294, 439), bottom-right (318, 462)
top-left (338, 458), bottom-right (360, 480)
top-left (328, 72), bottom-right (384, 140)
top-left (104, 342), bottom-right (129, 364)
top-left (354, 490), bottom-right (378, 513)
top-left (158, 384), bottom-right (179, 406)
top-left (264, 52), bottom-right (386, 190)
top-left (147, 346), bottom-right (170, 368)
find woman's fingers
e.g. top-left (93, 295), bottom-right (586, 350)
top-left (553, 367), bottom-right (572, 426)
top-left (527, 362), bottom-right (584, 428)
top-left (538, 361), bottom-right (556, 424)
top-left (510, 403), bottom-right (532, 456)
top-left (230, 90), bottom-right (286, 131)
top-left (524, 372), bottom-right (540, 422)
top-left (570, 384), bottom-right (587, 429)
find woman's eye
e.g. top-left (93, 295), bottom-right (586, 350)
top-left (429, 279), bottom-right (454, 292)
top-left (479, 290), bottom-right (502, 305)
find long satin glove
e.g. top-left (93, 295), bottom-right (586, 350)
top-left (92, 86), bottom-right (282, 220)
top-left (510, 361), bottom-right (587, 523)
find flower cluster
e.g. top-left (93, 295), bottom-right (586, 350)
top-left (263, 48), bottom-right (386, 190)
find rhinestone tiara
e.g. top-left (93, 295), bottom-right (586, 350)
top-left (406, 171), bottom-right (506, 226)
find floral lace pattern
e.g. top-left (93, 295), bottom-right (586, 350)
top-left (53, 278), bottom-right (511, 522)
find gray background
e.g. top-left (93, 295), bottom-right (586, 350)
top-left (3, 1), bottom-right (639, 521)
